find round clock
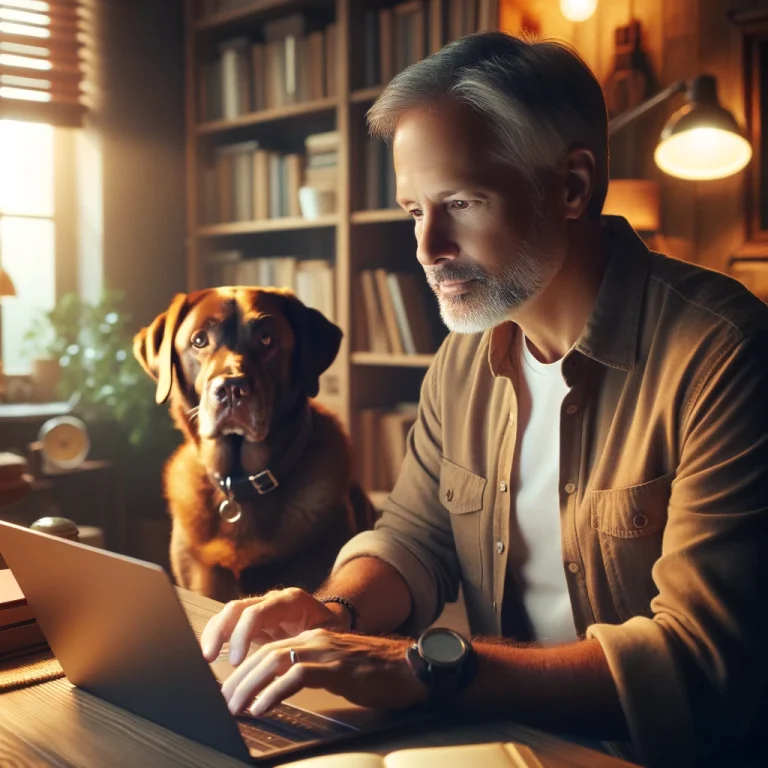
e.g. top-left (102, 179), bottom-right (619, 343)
top-left (38, 415), bottom-right (90, 472)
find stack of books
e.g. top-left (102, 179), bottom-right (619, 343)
top-left (0, 568), bottom-right (47, 660)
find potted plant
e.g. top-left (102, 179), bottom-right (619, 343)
top-left (22, 290), bottom-right (177, 452)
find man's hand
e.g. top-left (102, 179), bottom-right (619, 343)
top-left (220, 627), bottom-right (428, 716)
top-left (200, 588), bottom-right (347, 665)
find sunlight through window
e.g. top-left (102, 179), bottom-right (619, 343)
top-left (0, 118), bottom-right (56, 374)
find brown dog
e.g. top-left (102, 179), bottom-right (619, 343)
top-left (133, 287), bottom-right (375, 602)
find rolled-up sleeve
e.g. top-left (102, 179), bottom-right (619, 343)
top-left (332, 340), bottom-right (460, 633)
top-left (588, 328), bottom-right (768, 767)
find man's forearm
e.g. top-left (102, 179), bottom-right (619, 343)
top-left (315, 556), bottom-right (412, 635)
top-left (466, 638), bottom-right (629, 741)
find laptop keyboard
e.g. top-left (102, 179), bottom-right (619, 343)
top-left (236, 702), bottom-right (356, 754)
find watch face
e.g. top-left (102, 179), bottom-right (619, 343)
top-left (421, 630), bottom-right (465, 665)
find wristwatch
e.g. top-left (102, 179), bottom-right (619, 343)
top-left (405, 627), bottom-right (477, 704)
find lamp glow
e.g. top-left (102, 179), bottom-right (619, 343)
top-left (655, 127), bottom-right (752, 181)
top-left (560, 0), bottom-right (597, 22)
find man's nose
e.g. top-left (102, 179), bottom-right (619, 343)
top-left (416, 213), bottom-right (459, 267)
top-left (210, 375), bottom-right (250, 406)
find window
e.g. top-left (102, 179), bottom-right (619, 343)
top-left (0, 117), bottom-right (56, 374)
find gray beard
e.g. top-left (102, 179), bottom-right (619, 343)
top-left (427, 233), bottom-right (560, 334)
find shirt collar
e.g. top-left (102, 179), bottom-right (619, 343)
top-left (488, 215), bottom-right (650, 376)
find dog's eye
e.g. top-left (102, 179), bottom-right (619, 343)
top-left (191, 330), bottom-right (209, 349)
top-left (260, 334), bottom-right (272, 347)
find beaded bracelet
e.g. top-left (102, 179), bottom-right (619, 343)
top-left (319, 596), bottom-right (360, 631)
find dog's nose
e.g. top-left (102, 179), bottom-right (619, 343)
top-left (211, 376), bottom-right (250, 405)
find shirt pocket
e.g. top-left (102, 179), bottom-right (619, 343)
top-left (440, 457), bottom-right (487, 588)
top-left (589, 473), bottom-right (674, 620)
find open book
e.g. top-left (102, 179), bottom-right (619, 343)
top-left (285, 742), bottom-right (546, 768)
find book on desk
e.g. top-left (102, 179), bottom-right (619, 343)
top-left (0, 568), bottom-right (47, 659)
top-left (286, 742), bottom-right (546, 767)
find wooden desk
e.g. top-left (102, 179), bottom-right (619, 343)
top-left (0, 590), bottom-right (637, 767)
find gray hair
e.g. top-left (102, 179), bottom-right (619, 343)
top-left (367, 32), bottom-right (609, 219)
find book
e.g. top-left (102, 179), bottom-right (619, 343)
top-left (283, 742), bottom-right (546, 767)
top-left (0, 568), bottom-right (47, 659)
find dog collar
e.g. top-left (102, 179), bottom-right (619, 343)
top-left (210, 402), bottom-right (313, 521)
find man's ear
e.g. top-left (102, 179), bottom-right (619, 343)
top-left (133, 293), bottom-right (189, 405)
top-left (283, 292), bottom-right (342, 398)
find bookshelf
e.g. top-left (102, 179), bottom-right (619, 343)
top-left (185, 0), bottom-right (500, 495)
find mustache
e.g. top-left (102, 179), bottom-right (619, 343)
top-left (425, 263), bottom-right (487, 287)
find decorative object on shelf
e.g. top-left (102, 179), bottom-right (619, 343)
top-left (298, 186), bottom-right (336, 219)
top-left (609, 74), bottom-right (752, 181)
top-left (37, 416), bottom-right (90, 474)
top-left (560, 0), bottom-right (597, 23)
top-left (22, 291), bottom-right (175, 449)
top-left (29, 516), bottom-right (79, 542)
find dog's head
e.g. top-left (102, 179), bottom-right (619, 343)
top-left (133, 287), bottom-right (342, 476)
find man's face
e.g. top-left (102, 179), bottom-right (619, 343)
top-left (393, 100), bottom-right (567, 333)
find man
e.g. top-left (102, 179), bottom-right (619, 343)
top-left (200, 32), bottom-right (768, 767)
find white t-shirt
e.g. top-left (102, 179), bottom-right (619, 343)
top-left (508, 334), bottom-right (578, 645)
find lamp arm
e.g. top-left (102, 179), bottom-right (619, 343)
top-left (608, 79), bottom-right (687, 136)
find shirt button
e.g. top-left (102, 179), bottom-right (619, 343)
top-left (493, 600), bottom-right (498, 612)
top-left (445, 488), bottom-right (454, 502)
top-left (499, 481), bottom-right (508, 492)
top-left (565, 404), bottom-right (578, 415)
top-left (633, 513), bottom-right (648, 529)
top-left (496, 540), bottom-right (505, 554)
top-left (568, 562), bottom-right (580, 574)
top-left (564, 482), bottom-right (577, 495)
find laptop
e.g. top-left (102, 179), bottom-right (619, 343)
top-left (0, 520), bottom-right (430, 763)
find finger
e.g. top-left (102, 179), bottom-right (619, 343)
top-left (249, 663), bottom-right (329, 717)
top-left (221, 633), bottom-right (298, 701)
top-left (201, 598), bottom-right (264, 661)
top-left (227, 589), bottom-right (307, 664)
top-left (226, 646), bottom-right (295, 715)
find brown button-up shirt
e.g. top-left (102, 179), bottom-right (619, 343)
top-left (334, 216), bottom-right (768, 766)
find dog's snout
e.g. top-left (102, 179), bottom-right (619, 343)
top-left (210, 375), bottom-right (250, 405)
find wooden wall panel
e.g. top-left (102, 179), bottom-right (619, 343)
top-left (499, 0), bottom-right (762, 274)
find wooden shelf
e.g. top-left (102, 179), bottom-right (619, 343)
top-left (351, 352), bottom-right (435, 368)
top-left (350, 85), bottom-right (384, 103)
top-left (196, 216), bottom-right (338, 236)
top-left (351, 209), bottom-right (409, 224)
top-left (194, 0), bottom-right (310, 31)
top-left (196, 98), bottom-right (338, 135)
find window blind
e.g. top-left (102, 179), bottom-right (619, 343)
top-left (0, 0), bottom-right (85, 127)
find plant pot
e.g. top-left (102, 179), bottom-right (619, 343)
top-left (31, 357), bottom-right (61, 402)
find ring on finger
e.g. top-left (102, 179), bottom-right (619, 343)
top-left (289, 648), bottom-right (300, 666)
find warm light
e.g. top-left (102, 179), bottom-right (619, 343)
top-left (0, 21), bottom-right (50, 37)
top-left (560, 0), bottom-right (597, 22)
top-left (0, 41), bottom-right (50, 56)
top-left (654, 126), bottom-right (752, 180)
top-left (3, 1), bottom-right (50, 12)
top-left (603, 179), bottom-right (660, 232)
top-left (0, 8), bottom-right (50, 26)
top-left (0, 85), bottom-right (50, 100)
top-left (0, 53), bottom-right (50, 69)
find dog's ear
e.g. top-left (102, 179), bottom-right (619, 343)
top-left (283, 292), bottom-right (343, 398)
top-left (133, 293), bottom-right (189, 405)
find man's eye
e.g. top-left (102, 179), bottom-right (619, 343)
top-left (191, 330), bottom-right (209, 348)
top-left (450, 200), bottom-right (470, 210)
top-left (408, 208), bottom-right (423, 219)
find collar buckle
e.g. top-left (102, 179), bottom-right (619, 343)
top-left (249, 469), bottom-right (279, 495)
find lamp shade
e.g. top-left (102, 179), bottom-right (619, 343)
top-left (654, 75), bottom-right (752, 180)
top-left (0, 267), bottom-right (15, 298)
